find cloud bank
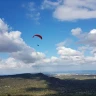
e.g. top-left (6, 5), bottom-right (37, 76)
top-left (0, 18), bottom-right (96, 74)
top-left (41, 0), bottom-right (96, 21)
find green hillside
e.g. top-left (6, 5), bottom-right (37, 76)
top-left (0, 73), bottom-right (96, 96)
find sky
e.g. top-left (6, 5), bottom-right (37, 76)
top-left (0, 0), bottom-right (96, 75)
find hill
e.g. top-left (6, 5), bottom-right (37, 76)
top-left (0, 73), bottom-right (96, 96)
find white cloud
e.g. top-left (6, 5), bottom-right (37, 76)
top-left (0, 18), bottom-right (46, 69)
top-left (72, 28), bottom-right (96, 47)
top-left (0, 18), bottom-right (8, 33)
top-left (56, 39), bottom-right (73, 47)
top-left (71, 28), bottom-right (82, 37)
top-left (41, 0), bottom-right (62, 9)
top-left (0, 19), bottom-right (26, 52)
top-left (42, 0), bottom-right (96, 21)
top-left (0, 58), bottom-right (24, 69)
top-left (11, 50), bottom-right (46, 64)
top-left (78, 45), bottom-right (90, 54)
top-left (23, 2), bottom-right (40, 24)
top-left (71, 28), bottom-right (96, 62)
top-left (84, 56), bottom-right (96, 64)
top-left (1, 18), bottom-right (96, 73)
top-left (90, 29), bottom-right (96, 34)
top-left (56, 41), bottom-right (66, 47)
top-left (57, 46), bottom-right (82, 56)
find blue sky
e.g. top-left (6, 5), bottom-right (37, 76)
top-left (0, 0), bottom-right (96, 75)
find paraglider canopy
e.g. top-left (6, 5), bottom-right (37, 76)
top-left (32, 34), bottom-right (42, 46)
top-left (33, 34), bottom-right (42, 39)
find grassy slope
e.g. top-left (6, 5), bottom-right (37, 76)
top-left (0, 73), bottom-right (96, 96)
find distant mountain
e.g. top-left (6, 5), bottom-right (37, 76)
top-left (0, 70), bottom-right (96, 77)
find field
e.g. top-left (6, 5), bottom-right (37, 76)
top-left (0, 73), bottom-right (96, 96)
top-left (55, 74), bottom-right (96, 80)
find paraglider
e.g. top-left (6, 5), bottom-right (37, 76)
top-left (32, 34), bottom-right (42, 46)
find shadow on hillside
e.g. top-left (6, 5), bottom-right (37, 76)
top-left (24, 73), bottom-right (96, 96)
top-left (26, 87), bottom-right (48, 92)
top-left (1, 73), bottom-right (96, 96)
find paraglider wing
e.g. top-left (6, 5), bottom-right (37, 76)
top-left (33, 34), bottom-right (42, 39)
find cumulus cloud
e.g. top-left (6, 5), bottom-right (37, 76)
top-left (1, 18), bottom-right (96, 73)
top-left (56, 28), bottom-right (96, 66)
top-left (56, 44), bottom-right (96, 66)
top-left (56, 45), bottom-right (85, 65)
top-left (71, 28), bottom-right (96, 47)
top-left (57, 46), bottom-right (82, 56)
top-left (78, 45), bottom-right (91, 54)
top-left (0, 19), bottom-right (26, 52)
top-left (71, 28), bottom-right (96, 63)
top-left (0, 19), bottom-right (8, 33)
top-left (0, 18), bottom-right (46, 69)
top-left (71, 28), bottom-right (82, 37)
top-left (11, 51), bottom-right (46, 64)
top-left (0, 57), bottom-right (24, 69)
top-left (42, 0), bottom-right (96, 21)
